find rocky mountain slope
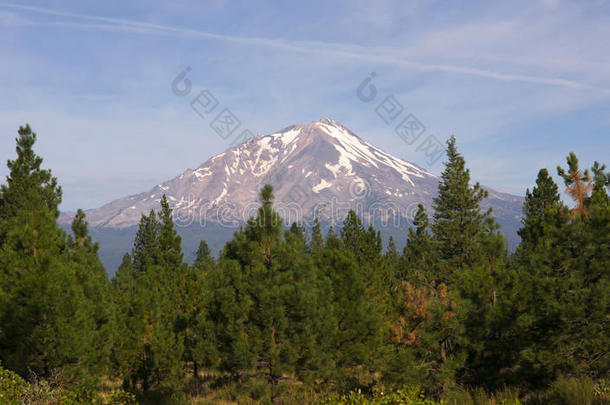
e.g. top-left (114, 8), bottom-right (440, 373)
top-left (59, 118), bottom-right (523, 272)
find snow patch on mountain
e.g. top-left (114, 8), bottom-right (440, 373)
top-left (312, 179), bottom-right (332, 193)
top-left (58, 118), bottom-right (522, 234)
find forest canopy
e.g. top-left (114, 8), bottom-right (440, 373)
top-left (0, 125), bottom-right (608, 404)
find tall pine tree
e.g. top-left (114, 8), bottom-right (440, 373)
top-left (0, 125), bottom-right (99, 385)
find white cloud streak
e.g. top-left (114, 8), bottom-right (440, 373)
top-left (0, 1), bottom-right (601, 91)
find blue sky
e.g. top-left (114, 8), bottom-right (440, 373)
top-left (1, 0), bottom-right (609, 211)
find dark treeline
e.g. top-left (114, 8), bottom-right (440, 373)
top-left (0, 125), bottom-right (608, 404)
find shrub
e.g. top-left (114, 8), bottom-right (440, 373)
top-left (322, 385), bottom-right (444, 404)
top-left (539, 377), bottom-right (605, 405)
top-left (443, 386), bottom-right (521, 405)
top-left (0, 366), bottom-right (29, 404)
top-left (0, 365), bottom-right (137, 404)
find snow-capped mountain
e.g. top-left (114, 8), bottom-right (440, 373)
top-left (59, 118), bottom-right (523, 271)
top-left (60, 117), bottom-right (522, 230)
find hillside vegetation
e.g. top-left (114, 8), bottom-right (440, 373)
top-left (0, 125), bottom-right (608, 404)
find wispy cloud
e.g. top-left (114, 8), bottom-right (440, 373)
top-left (0, 1), bottom-right (601, 91)
top-left (1, 0), bottom-right (609, 209)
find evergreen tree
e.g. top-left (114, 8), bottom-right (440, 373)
top-left (0, 125), bottom-right (94, 384)
top-left (426, 136), bottom-right (509, 391)
top-left (340, 211), bottom-right (388, 305)
top-left (399, 204), bottom-right (435, 284)
top-left (389, 204), bottom-right (465, 393)
top-left (507, 167), bottom-right (572, 389)
top-left (194, 239), bottom-right (214, 268)
top-left (112, 201), bottom-right (186, 398)
top-left (554, 155), bottom-right (609, 380)
top-left (213, 185), bottom-right (331, 399)
top-left (517, 168), bottom-right (561, 251)
top-left (340, 210), bottom-right (365, 259)
top-left (205, 257), bottom-right (253, 376)
top-left (247, 184), bottom-right (282, 262)
top-left (308, 216), bottom-right (324, 255)
top-left (158, 195), bottom-right (184, 268)
top-left (590, 161), bottom-right (609, 207)
top-left (187, 241), bottom-right (215, 379)
top-left (387, 278), bottom-right (465, 394)
top-left (591, 162), bottom-right (609, 194)
top-left (431, 136), bottom-right (489, 281)
top-left (66, 210), bottom-right (113, 378)
top-left (132, 209), bottom-right (159, 273)
top-left (384, 236), bottom-right (399, 274)
top-left (111, 253), bottom-right (143, 388)
top-left (276, 224), bottom-right (335, 385)
top-left (505, 155), bottom-right (609, 390)
top-left (4, 123), bottom-right (609, 401)
top-left (557, 152), bottom-right (593, 217)
top-left (318, 228), bottom-right (382, 386)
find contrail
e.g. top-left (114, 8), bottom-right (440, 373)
top-left (0, 2), bottom-right (595, 90)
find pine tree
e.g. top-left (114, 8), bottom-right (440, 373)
top-left (431, 136), bottom-right (489, 280)
top-left (590, 162), bottom-right (609, 208)
top-left (384, 236), bottom-right (399, 274)
top-left (112, 200), bottom-right (186, 397)
top-left (387, 277), bottom-right (465, 394)
top-left (389, 204), bottom-right (465, 392)
top-left (309, 216), bottom-right (324, 255)
top-left (212, 187), bottom-right (306, 390)
top-left (66, 209), bottom-right (113, 379)
top-left (517, 168), bottom-right (561, 251)
top-left (591, 162), bottom-right (609, 194)
top-left (211, 186), bottom-right (335, 400)
top-left (0, 125), bottom-right (94, 384)
top-left (340, 211), bottom-right (388, 301)
top-left (504, 155), bottom-right (610, 390)
top-left (318, 227), bottom-right (383, 385)
top-left (506, 166), bottom-right (571, 389)
top-left (205, 257), bottom-right (253, 376)
top-left (276, 224), bottom-right (335, 385)
top-left (111, 253), bottom-right (143, 389)
top-left (247, 184), bottom-right (282, 263)
top-left (427, 136), bottom-right (509, 391)
top-left (399, 204), bottom-right (435, 284)
top-left (557, 152), bottom-right (593, 217)
top-left (340, 210), bottom-right (366, 262)
top-left (554, 155), bottom-right (609, 380)
top-left (187, 241), bottom-right (215, 379)
top-left (577, 165), bottom-right (609, 379)
top-left (158, 195), bottom-right (184, 268)
top-left (132, 210), bottom-right (159, 273)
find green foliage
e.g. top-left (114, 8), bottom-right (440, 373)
top-left (322, 385), bottom-right (444, 405)
top-left (112, 203), bottom-right (187, 396)
top-left (443, 386), bottom-right (521, 405)
top-left (504, 153), bottom-right (610, 391)
top-left (0, 365), bottom-right (28, 404)
top-left (399, 204), bottom-right (435, 283)
top-left (309, 216), bottom-right (324, 254)
top-left (517, 168), bottom-right (561, 249)
top-left (67, 209), bottom-right (113, 378)
top-left (1, 124), bottom-right (608, 404)
top-left (0, 365), bottom-right (136, 404)
top-left (0, 125), bottom-right (109, 386)
top-left (391, 137), bottom-right (510, 394)
top-left (211, 186), bottom-right (334, 392)
top-left (533, 377), bottom-right (608, 405)
top-left (431, 136), bottom-right (490, 278)
top-left (319, 223), bottom-right (384, 385)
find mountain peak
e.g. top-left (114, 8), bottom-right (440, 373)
top-left (317, 117), bottom-right (341, 126)
top-left (60, 119), bottom-right (522, 238)
top-left (253, 117), bottom-right (360, 153)
top-left (280, 117), bottom-right (364, 146)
